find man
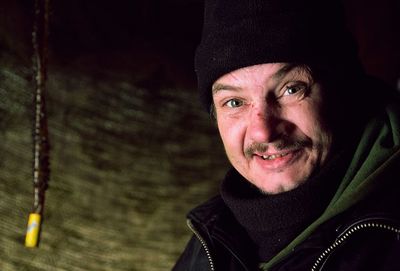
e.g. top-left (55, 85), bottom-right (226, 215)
top-left (173, 0), bottom-right (400, 270)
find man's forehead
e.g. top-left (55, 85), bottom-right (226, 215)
top-left (212, 63), bottom-right (312, 94)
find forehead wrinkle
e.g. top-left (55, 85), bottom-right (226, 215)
top-left (212, 83), bottom-right (242, 95)
top-left (212, 73), bottom-right (244, 95)
top-left (274, 64), bottom-right (313, 83)
top-left (212, 67), bottom-right (251, 95)
top-left (272, 64), bottom-right (299, 81)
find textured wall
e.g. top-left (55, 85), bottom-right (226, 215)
top-left (0, 50), bottom-right (229, 270)
top-left (0, 2), bottom-right (230, 270)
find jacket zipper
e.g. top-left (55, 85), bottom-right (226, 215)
top-left (311, 220), bottom-right (400, 271)
top-left (187, 219), bottom-right (216, 271)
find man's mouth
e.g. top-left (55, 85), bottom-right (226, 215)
top-left (253, 149), bottom-right (303, 170)
top-left (244, 138), bottom-right (311, 160)
top-left (261, 152), bottom-right (289, 160)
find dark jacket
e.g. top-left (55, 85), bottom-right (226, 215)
top-left (173, 101), bottom-right (400, 271)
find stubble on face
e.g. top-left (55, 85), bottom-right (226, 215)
top-left (243, 139), bottom-right (328, 194)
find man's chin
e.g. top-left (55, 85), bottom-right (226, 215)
top-left (251, 174), bottom-right (309, 195)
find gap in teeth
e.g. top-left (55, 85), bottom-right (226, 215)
top-left (262, 153), bottom-right (287, 160)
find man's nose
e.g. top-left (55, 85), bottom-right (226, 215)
top-left (247, 105), bottom-right (280, 143)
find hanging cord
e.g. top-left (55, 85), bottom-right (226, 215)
top-left (25, 0), bottom-right (51, 248)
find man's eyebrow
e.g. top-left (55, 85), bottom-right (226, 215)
top-left (212, 64), bottom-right (311, 95)
top-left (212, 83), bottom-right (242, 95)
top-left (273, 63), bottom-right (313, 82)
top-left (272, 64), bottom-right (300, 81)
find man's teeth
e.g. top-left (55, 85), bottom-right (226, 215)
top-left (261, 153), bottom-right (288, 160)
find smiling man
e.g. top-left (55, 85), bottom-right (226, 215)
top-left (173, 0), bottom-right (400, 270)
top-left (212, 63), bottom-right (332, 194)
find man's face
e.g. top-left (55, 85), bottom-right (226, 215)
top-left (212, 63), bottom-right (334, 194)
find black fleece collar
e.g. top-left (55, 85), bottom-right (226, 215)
top-left (220, 149), bottom-right (352, 261)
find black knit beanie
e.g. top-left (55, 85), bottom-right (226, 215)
top-left (195, 0), bottom-right (364, 111)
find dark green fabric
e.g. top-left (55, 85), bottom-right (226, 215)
top-left (260, 102), bottom-right (400, 270)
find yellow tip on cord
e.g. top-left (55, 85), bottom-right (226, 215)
top-left (25, 213), bottom-right (41, 248)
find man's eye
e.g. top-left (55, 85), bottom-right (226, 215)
top-left (283, 84), bottom-right (305, 96)
top-left (283, 85), bottom-right (305, 95)
top-left (225, 99), bottom-right (243, 108)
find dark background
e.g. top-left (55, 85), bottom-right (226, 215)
top-left (0, 0), bottom-right (399, 270)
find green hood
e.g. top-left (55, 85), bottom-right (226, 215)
top-left (261, 101), bottom-right (400, 270)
